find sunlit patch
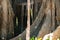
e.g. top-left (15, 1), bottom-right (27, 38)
top-left (57, 38), bottom-right (60, 40)
top-left (43, 33), bottom-right (53, 40)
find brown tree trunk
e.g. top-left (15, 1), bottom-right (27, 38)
top-left (1, 0), bottom-right (8, 40)
top-left (7, 0), bottom-right (14, 39)
top-left (37, 0), bottom-right (56, 38)
top-left (10, 0), bottom-right (46, 40)
top-left (52, 0), bottom-right (60, 40)
top-left (51, 0), bottom-right (55, 32)
top-left (37, 0), bottom-right (52, 38)
top-left (0, 0), bottom-right (14, 40)
top-left (56, 0), bottom-right (60, 25)
top-left (0, 0), bottom-right (3, 39)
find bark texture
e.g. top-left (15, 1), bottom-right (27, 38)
top-left (52, 26), bottom-right (60, 40)
top-left (0, 0), bottom-right (14, 40)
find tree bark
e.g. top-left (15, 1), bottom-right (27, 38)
top-left (52, 26), bottom-right (60, 40)
top-left (0, 0), bottom-right (14, 40)
top-left (37, 0), bottom-right (56, 38)
top-left (1, 0), bottom-right (8, 40)
top-left (37, 0), bottom-right (52, 38)
top-left (51, 0), bottom-right (55, 32)
top-left (52, 0), bottom-right (60, 40)
top-left (7, 0), bottom-right (14, 39)
top-left (56, 0), bottom-right (60, 25)
top-left (10, 0), bottom-right (46, 40)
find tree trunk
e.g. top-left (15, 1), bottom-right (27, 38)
top-left (52, 0), bottom-right (60, 40)
top-left (1, 0), bottom-right (8, 40)
top-left (7, 0), bottom-right (14, 39)
top-left (37, 0), bottom-right (52, 38)
top-left (0, 0), bottom-right (14, 40)
top-left (56, 0), bottom-right (60, 25)
top-left (37, 0), bottom-right (56, 38)
top-left (52, 26), bottom-right (60, 40)
top-left (51, 0), bottom-right (55, 32)
top-left (10, 0), bottom-right (46, 40)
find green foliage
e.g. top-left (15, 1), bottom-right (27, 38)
top-left (46, 37), bottom-right (50, 40)
top-left (30, 37), bottom-right (35, 40)
top-left (18, 37), bottom-right (22, 40)
top-left (16, 17), bottom-right (18, 26)
top-left (30, 9), bottom-right (33, 16)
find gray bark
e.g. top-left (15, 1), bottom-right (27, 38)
top-left (51, 0), bottom-right (55, 32)
top-left (37, 0), bottom-right (52, 38)
top-left (52, 0), bottom-right (60, 40)
top-left (56, 0), bottom-right (60, 25)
